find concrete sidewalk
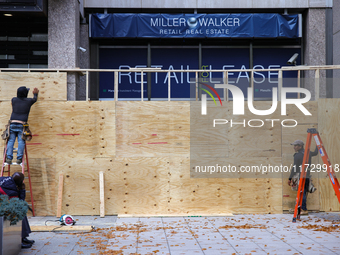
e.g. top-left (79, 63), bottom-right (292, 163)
top-left (19, 213), bottom-right (340, 255)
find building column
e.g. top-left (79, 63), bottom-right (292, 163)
top-left (334, 0), bottom-right (340, 98)
top-left (304, 8), bottom-right (327, 99)
top-left (78, 23), bottom-right (90, 100)
top-left (48, 0), bottom-right (80, 101)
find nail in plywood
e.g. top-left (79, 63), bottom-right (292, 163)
top-left (0, 72), bottom-right (67, 101)
top-left (99, 171), bottom-right (105, 218)
top-left (57, 174), bottom-right (64, 218)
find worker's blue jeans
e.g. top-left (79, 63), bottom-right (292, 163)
top-left (302, 178), bottom-right (309, 211)
top-left (6, 123), bottom-right (25, 160)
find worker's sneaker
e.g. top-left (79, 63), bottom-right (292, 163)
top-left (21, 242), bottom-right (32, 249)
top-left (5, 158), bottom-right (12, 164)
top-left (300, 210), bottom-right (309, 215)
top-left (22, 237), bottom-right (35, 244)
top-left (16, 158), bottom-right (22, 164)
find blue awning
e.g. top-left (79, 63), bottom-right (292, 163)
top-left (90, 13), bottom-right (300, 39)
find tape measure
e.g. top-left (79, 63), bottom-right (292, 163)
top-left (59, 214), bottom-right (76, 226)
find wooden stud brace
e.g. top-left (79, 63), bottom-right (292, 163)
top-left (114, 71), bottom-right (118, 103)
top-left (57, 173), bottom-right (63, 218)
top-left (315, 69), bottom-right (320, 100)
top-left (278, 70), bottom-right (282, 101)
top-left (99, 171), bottom-right (105, 218)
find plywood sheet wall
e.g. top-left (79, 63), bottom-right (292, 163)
top-left (318, 99), bottom-right (340, 212)
top-left (1, 87), bottom-right (339, 215)
top-left (0, 72), bottom-right (67, 101)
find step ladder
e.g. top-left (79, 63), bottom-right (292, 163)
top-left (1, 141), bottom-right (35, 216)
top-left (293, 128), bottom-right (340, 222)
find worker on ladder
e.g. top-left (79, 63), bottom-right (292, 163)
top-left (288, 139), bottom-right (318, 215)
top-left (5, 86), bottom-right (39, 164)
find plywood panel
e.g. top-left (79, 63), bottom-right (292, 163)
top-left (112, 157), bottom-right (170, 216)
top-left (318, 99), bottom-right (340, 169)
top-left (0, 72), bottom-right (67, 101)
top-left (55, 157), bottom-right (171, 216)
top-left (168, 157), bottom-right (281, 215)
top-left (0, 101), bottom-right (116, 159)
top-left (1, 98), bottom-right (339, 216)
top-left (228, 126), bottom-right (281, 158)
top-left (49, 154), bottom-right (284, 216)
top-left (26, 158), bottom-right (56, 216)
top-left (285, 101), bottom-right (318, 124)
top-left (265, 178), bottom-right (283, 213)
top-left (56, 158), bottom-right (104, 215)
top-left (191, 156), bottom-right (283, 179)
top-left (318, 99), bottom-right (340, 211)
top-left (94, 101), bottom-right (116, 158)
top-left (320, 178), bottom-right (340, 211)
top-left (116, 102), bottom-right (189, 158)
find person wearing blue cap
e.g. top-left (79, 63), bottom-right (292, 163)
top-left (5, 86), bottom-right (39, 164)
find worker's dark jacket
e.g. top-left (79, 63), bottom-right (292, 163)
top-left (289, 147), bottom-right (318, 180)
top-left (0, 176), bottom-right (31, 238)
top-left (0, 176), bottom-right (25, 199)
top-left (10, 87), bottom-right (38, 122)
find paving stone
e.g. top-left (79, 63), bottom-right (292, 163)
top-left (169, 249), bottom-right (204, 254)
top-left (19, 214), bottom-right (340, 255)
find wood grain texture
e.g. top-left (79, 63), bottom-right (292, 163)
top-left (0, 72), bottom-right (67, 101)
top-left (0, 101), bottom-right (116, 159)
top-left (116, 101), bottom-right (189, 158)
top-left (99, 171), bottom-right (105, 217)
top-left (318, 99), bottom-right (340, 211)
top-left (0, 97), bottom-right (338, 216)
top-left (57, 174), bottom-right (63, 217)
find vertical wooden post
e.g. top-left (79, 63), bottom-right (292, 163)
top-left (114, 71), bottom-right (118, 104)
top-left (297, 70), bottom-right (300, 99)
top-left (141, 71), bottom-right (144, 101)
top-left (223, 71), bottom-right (228, 101)
top-left (278, 70), bottom-right (283, 101)
top-left (57, 174), bottom-right (63, 218)
top-left (168, 71), bottom-right (171, 101)
top-left (195, 71), bottom-right (198, 101)
top-left (315, 69), bottom-right (320, 100)
top-left (99, 171), bottom-right (105, 218)
top-left (250, 70), bottom-right (254, 98)
top-left (86, 70), bottom-right (89, 101)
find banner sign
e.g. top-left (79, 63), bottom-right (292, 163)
top-left (99, 47), bottom-right (300, 99)
top-left (90, 13), bottom-right (300, 39)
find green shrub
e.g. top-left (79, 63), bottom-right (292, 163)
top-left (0, 194), bottom-right (28, 225)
